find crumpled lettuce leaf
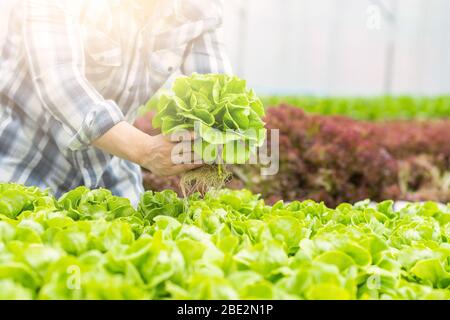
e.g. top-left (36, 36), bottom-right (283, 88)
top-left (0, 183), bottom-right (449, 300)
top-left (144, 73), bottom-right (266, 164)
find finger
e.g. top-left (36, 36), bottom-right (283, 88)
top-left (170, 141), bottom-right (197, 163)
top-left (177, 139), bottom-right (197, 152)
top-left (187, 151), bottom-right (203, 164)
top-left (150, 128), bottom-right (162, 135)
top-left (169, 163), bottom-right (203, 175)
top-left (175, 151), bottom-right (203, 164)
top-left (170, 140), bottom-right (198, 158)
top-left (191, 151), bottom-right (203, 163)
top-left (167, 130), bottom-right (197, 142)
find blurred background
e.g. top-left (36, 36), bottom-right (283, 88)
top-left (0, 0), bottom-right (448, 205)
top-left (2, 0), bottom-right (448, 96)
top-left (222, 0), bottom-right (450, 96)
top-left (139, 0), bottom-right (449, 206)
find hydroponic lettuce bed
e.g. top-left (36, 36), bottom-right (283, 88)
top-left (139, 103), bottom-right (450, 207)
top-left (262, 96), bottom-right (450, 120)
top-left (0, 183), bottom-right (449, 300)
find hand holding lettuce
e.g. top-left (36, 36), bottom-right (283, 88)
top-left (144, 73), bottom-right (267, 195)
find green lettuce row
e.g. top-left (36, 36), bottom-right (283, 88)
top-left (0, 183), bottom-right (449, 299)
top-left (263, 96), bottom-right (450, 120)
top-left (145, 73), bottom-right (267, 164)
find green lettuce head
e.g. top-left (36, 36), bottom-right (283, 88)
top-left (145, 73), bottom-right (266, 165)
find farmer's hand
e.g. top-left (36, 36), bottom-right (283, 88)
top-left (93, 121), bottom-right (202, 176)
top-left (141, 132), bottom-right (202, 176)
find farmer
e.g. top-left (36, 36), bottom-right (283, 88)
top-left (0, 0), bottom-right (232, 204)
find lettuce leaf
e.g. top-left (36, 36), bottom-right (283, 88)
top-left (144, 73), bottom-right (266, 164)
top-left (1, 183), bottom-right (449, 300)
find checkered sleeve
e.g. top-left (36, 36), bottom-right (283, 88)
top-left (181, 24), bottom-right (233, 75)
top-left (23, 0), bottom-right (124, 151)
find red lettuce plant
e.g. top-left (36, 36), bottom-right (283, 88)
top-left (135, 104), bottom-right (450, 206)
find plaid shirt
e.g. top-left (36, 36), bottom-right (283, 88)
top-left (0, 0), bottom-right (232, 204)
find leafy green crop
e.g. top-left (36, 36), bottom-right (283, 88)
top-left (145, 73), bottom-right (266, 164)
top-left (0, 183), bottom-right (449, 299)
top-left (263, 96), bottom-right (450, 120)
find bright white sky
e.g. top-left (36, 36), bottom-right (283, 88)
top-left (223, 0), bottom-right (450, 96)
top-left (1, 0), bottom-right (449, 96)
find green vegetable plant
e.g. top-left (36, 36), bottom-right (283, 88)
top-left (263, 96), bottom-right (450, 120)
top-left (1, 183), bottom-right (450, 300)
top-left (144, 73), bottom-right (267, 195)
